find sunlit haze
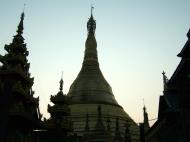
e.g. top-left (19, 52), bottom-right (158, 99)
top-left (0, 0), bottom-right (190, 125)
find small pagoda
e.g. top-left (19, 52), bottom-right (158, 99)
top-left (43, 77), bottom-right (73, 141)
top-left (0, 12), bottom-right (41, 142)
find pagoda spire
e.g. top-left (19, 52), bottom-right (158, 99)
top-left (16, 12), bottom-right (25, 36)
top-left (87, 6), bottom-right (96, 34)
top-left (68, 6), bottom-right (119, 110)
top-left (83, 6), bottom-right (98, 64)
top-left (0, 11), bottom-right (41, 141)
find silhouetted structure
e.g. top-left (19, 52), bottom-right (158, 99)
top-left (1, 6), bottom-right (189, 142)
top-left (0, 12), bottom-right (41, 142)
top-left (145, 29), bottom-right (190, 142)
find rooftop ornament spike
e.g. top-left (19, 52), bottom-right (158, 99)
top-left (91, 4), bottom-right (94, 17)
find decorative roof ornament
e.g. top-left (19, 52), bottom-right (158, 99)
top-left (162, 71), bottom-right (168, 90)
top-left (87, 6), bottom-right (96, 34)
top-left (91, 4), bottom-right (94, 17)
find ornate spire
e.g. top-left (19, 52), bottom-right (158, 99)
top-left (16, 12), bottom-right (25, 36)
top-left (68, 7), bottom-right (119, 106)
top-left (87, 6), bottom-right (96, 34)
top-left (162, 71), bottom-right (168, 91)
top-left (84, 7), bottom-right (98, 64)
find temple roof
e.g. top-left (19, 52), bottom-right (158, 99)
top-left (68, 8), bottom-right (119, 106)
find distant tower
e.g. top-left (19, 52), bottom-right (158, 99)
top-left (0, 12), bottom-right (41, 142)
top-left (68, 7), bottom-right (140, 141)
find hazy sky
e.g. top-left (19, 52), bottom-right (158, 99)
top-left (0, 0), bottom-right (190, 125)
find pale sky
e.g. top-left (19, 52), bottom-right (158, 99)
top-left (0, 0), bottom-right (190, 125)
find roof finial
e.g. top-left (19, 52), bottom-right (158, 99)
top-left (162, 71), bottom-right (168, 90)
top-left (91, 4), bottom-right (94, 17)
top-left (87, 5), bottom-right (96, 34)
top-left (59, 71), bottom-right (64, 91)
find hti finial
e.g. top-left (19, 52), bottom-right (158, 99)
top-left (87, 5), bottom-right (96, 34)
top-left (91, 4), bottom-right (94, 17)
